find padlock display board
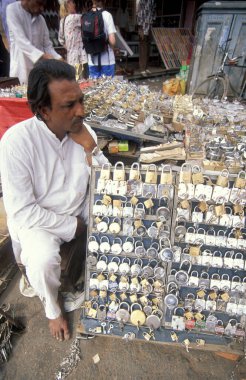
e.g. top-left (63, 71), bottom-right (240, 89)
top-left (79, 163), bottom-right (245, 353)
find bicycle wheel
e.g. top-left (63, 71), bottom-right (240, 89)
top-left (192, 75), bottom-right (227, 100)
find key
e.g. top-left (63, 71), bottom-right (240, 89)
top-left (101, 322), bottom-right (107, 334)
top-left (107, 324), bottom-right (114, 334)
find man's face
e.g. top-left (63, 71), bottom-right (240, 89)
top-left (41, 79), bottom-right (85, 139)
top-left (22, 0), bottom-right (46, 16)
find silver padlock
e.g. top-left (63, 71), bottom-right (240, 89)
top-left (205, 228), bottom-right (216, 246)
top-left (134, 203), bottom-right (145, 219)
top-left (231, 275), bottom-right (241, 291)
top-left (220, 274), bottom-right (231, 292)
top-left (210, 273), bottom-right (221, 291)
top-left (233, 252), bottom-right (245, 270)
top-left (122, 202), bottom-right (134, 218)
top-left (223, 250), bottom-right (234, 269)
top-left (227, 230), bottom-right (238, 249)
top-left (185, 226), bottom-right (196, 244)
top-left (201, 250), bottom-right (213, 266)
top-left (205, 205), bottom-right (219, 225)
top-left (212, 251), bottom-right (223, 268)
top-left (215, 230), bottom-right (227, 248)
top-left (191, 206), bottom-right (204, 223)
top-left (188, 271), bottom-right (199, 287)
top-left (219, 207), bottom-right (232, 227)
top-left (99, 235), bottom-right (111, 254)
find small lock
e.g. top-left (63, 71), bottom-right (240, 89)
top-left (134, 203), bottom-right (145, 219)
top-left (212, 251), bottom-right (223, 268)
top-left (113, 161), bottom-right (125, 181)
top-left (129, 162), bottom-right (141, 180)
top-left (145, 164), bottom-right (157, 184)
top-left (234, 171), bottom-right (246, 189)
top-left (160, 165), bottom-right (173, 185)
top-left (191, 206), bottom-right (204, 223)
top-left (100, 163), bottom-right (111, 180)
top-left (216, 169), bottom-right (229, 187)
top-left (189, 245), bottom-right (200, 257)
top-left (233, 252), bottom-right (244, 270)
top-left (179, 163), bottom-right (192, 184)
top-left (192, 165), bottom-right (204, 185)
top-left (123, 202), bottom-right (134, 218)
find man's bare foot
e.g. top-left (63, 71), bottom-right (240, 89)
top-left (49, 315), bottom-right (70, 341)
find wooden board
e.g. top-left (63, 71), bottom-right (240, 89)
top-left (151, 28), bottom-right (194, 69)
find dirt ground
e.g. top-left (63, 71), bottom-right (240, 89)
top-left (0, 272), bottom-right (246, 380)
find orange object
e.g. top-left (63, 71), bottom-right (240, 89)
top-left (0, 98), bottom-right (32, 139)
top-left (215, 352), bottom-right (241, 361)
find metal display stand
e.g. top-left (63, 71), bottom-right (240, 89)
top-left (78, 164), bottom-right (245, 354)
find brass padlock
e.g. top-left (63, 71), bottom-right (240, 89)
top-left (189, 245), bottom-right (200, 256)
top-left (214, 204), bottom-right (226, 217)
top-left (145, 164), bottom-right (157, 184)
top-left (113, 161), bottom-right (125, 181)
top-left (216, 169), bottom-right (229, 187)
top-left (160, 165), bottom-right (173, 185)
top-left (234, 171), bottom-right (246, 189)
top-left (130, 303), bottom-right (146, 326)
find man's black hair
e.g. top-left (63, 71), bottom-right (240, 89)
top-left (27, 59), bottom-right (76, 118)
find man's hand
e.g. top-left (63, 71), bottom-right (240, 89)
top-left (69, 124), bottom-right (96, 153)
top-left (75, 216), bottom-right (85, 237)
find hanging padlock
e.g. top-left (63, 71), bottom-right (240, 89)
top-left (93, 200), bottom-right (104, 216)
top-left (205, 314), bottom-right (218, 332)
top-left (160, 164), bottom-right (173, 185)
top-left (109, 217), bottom-right (121, 234)
top-left (212, 251), bottom-right (223, 268)
top-left (96, 254), bottom-right (108, 272)
top-left (224, 319), bottom-right (237, 336)
top-left (227, 229), bottom-right (238, 249)
top-left (88, 235), bottom-right (99, 253)
top-left (201, 249), bottom-right (213, 266)
top-left (130, 303), bottom-right (146, 327)
top-left (174, 219), bottom-right (187, 242)
top-left (233, 252), bottom-right (245, 270)
top-left (118, 257), bottom-right (131, 276)
top-left (192, 165), bottom-right (204, 185)
top-left (220, 274), bottom-right (231, 292)
top-left (99, 235), bottom-right (111, 254)
top-left (176, 203), bottom-right (190, 221)
top-left (89, 273), bottom-right (100, 290)
top-left (219, 206), bottom-right (232, 227)
top-left (100, 162), bottom-right (111, 180)
top-left (223, 250), bottom-right (234, 269)
top-left (113, 161), bottom-right (125, 181)
top-left (96, 216), bottom-right (109, 233)
top-left (147, 242), bottom-right (159, 259)
top-left (234, 171), bottom-right (246, 189)
top-left (235, 323), bottom-right (246, 339)
top-left (210, 273), bottom-right (221, 291)
top-left (145, 164), bottom-right (158, 184)
top-left (122, 202), bottom-right (134, 218)
top-left (198, 272), bottom-right (210, 289)
top-left (231, 275), bottom-right (241, 291)
top-left (179, 163), bottom-right (192, 184)
top-left (111, 238), bottom-right (123, 255)
top-left (205, 205), bottom-right (219, 225)
top-left (178, 182), bottom-right (195, 200)
top-left (205, 295), bottom-right (217, 312)
top-left (215, 230), bottom-right (228, 248)
top-left (205, 228), bottom-right (216, 246)
top-left (127, 163), bottom-right (142, 196)
top-left (188, 271), bottom-right (199, 287)
top-left (134, 240), bottom-right (146, 257)
top-left (112, 199), bottom-right (123, 217)
top-left (185, 226), bottom-right (196, 244)
top-left (189, 244), bottom-right (201, 257)
top-left (216, 169), bottom-right (229, 187)
top-left (184, 293), bottom-right (196, 309)
top-left (232, 213), bottom-right (245, 229)
top-left (156, 197), bottom-right (171, 222)
top-left (171, 307), bottom-right (186, 331)
top-left (134, 203), bottom-right (145, 219)
top-left (191, 206), bottom-right (204, 223)
top-left (172, 246), bottom-right (182, 263)
top-left (122, 237), bottom-right (135, 254)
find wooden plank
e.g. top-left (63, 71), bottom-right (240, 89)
top-left (152, 28), bottom-right (194, 69)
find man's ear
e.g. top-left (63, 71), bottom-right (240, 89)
top-left (38, 105), bottom-right (50, 122)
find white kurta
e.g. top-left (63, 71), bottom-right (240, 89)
top-left (0, 116), bottom-right (101, 243)
top-left (6, 1), bottom-right (61, 84)
top-left (0, 116), bottom-right (108, 319)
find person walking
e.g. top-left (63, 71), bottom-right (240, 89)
top-left (6, 0), bottom-right (62, 84)
top-left (58, 0), bottom-right (88, 79)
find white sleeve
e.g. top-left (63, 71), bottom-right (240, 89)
top-left (0, 140), bottom-right (76, 242)
top-left (104, 11), bottom-right (117, 35)
top-left (41, 16), bottom-right (61, 58)
top-left (6, 6), bottom-right (61, 62)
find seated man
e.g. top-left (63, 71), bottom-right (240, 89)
top-left (0, 59), bottom-right (108, 341)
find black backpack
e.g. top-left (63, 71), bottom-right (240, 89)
top-left (81, 9), bottom-right (108, 56)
